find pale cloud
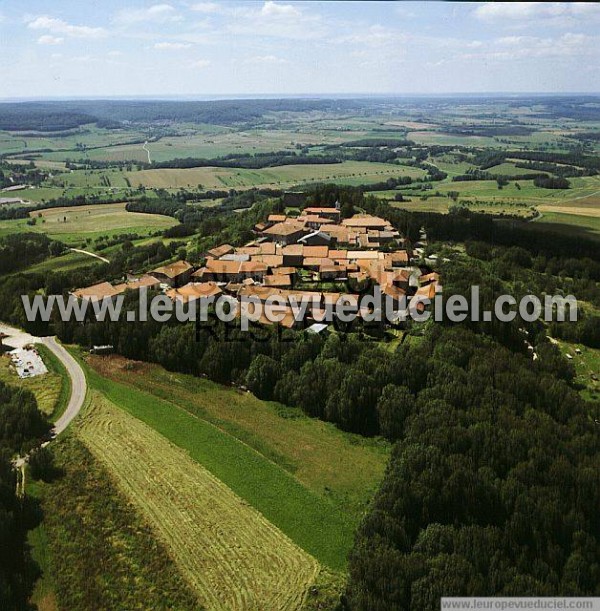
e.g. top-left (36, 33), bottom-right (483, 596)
top-left (191, 59), bottom-right (211, 68)
top-left (154, 41), bottom-right (192, 50)
top-left (260, 1), bottom-right (301, 19)
top-left (107, 50), bottom-right (123, 57)
top-left (27, 15), bottom-right (107, 39)
top-left (227, 1), bottom-right (326, 40)
top-left (37, 34), bottom-right (64, 45)
top-left (243, 55), bottom-right (288, 65)
top-left (460, 32), bottom-right (599, 62)
top-left (474, 2), bottom-right (600, 25)
top-left (115, 4), bottom-right (182, 25)
top-left (335, 25), bottom-right (405, 49)
top-left (190, 2), bottom-right (222, 14)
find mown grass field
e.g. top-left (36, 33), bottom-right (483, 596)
top-left (407, 130), bottom-right (505, 147)
top-left (425, 177), bottom-right (597, 201)
top-left (385, 194), bottom-right (535, 217)
top-left (2, 185), bottom-right (121, 203)
top-left (29, 434), bottom-right (202, 611)
top-left (0, 125), bottom-right (149, 156)
top-left (91, 356), bottom-right (389, 516)
top-left (83, 356), bottom-right (371, 571)
top-left (486, 162), bottom-right (545, 176)
top-left (78, 392), bottom-right (319, 610)
top-left (0, 202), bottom-right (177, 244)
top-left (25, 251), bottom-right (104, 273)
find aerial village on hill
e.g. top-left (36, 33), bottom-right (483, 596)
top-left (72, 204), bottom-right (441, 330)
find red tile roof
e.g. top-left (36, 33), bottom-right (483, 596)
top-left (151, 260), bottom-right (193, 279)
top-left (167, 282), bottom-right (222, 303)
top-left (72, 282), bottom-right (121, 301)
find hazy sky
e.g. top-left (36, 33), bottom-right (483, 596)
top-left (1, 1), bottom-right (600, 98)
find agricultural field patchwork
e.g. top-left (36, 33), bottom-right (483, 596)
top-left (124, 160), bottom-right (427, 190)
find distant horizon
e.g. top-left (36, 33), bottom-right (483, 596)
top-left (2, 91), bottom-right (600, 104)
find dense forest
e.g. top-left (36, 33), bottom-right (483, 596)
top-left (0, 382), bottom-right (51, 608)
top-left (0, 233), bottom-right (63, 274)
top-left (344, 325), bottom-right (600, 608)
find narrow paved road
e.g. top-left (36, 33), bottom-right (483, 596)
top-left (39, 336), bottom-right (87, 435)
top-left (0, 323), bottom-right (86, 436)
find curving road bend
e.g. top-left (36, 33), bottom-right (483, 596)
top-left (0, 323), bottom-right (86, 436)
top-left (39, 336), bottom-right (87, 436)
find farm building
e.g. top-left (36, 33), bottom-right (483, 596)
top-left (261, 221), bottom-right (307, 245)
top-left (282, 244), bottom-right (304, 267)
top-left (197, 259), bottom-right (268, 283)
top-left (303, 207), bottom-right (341, 221)
top-left (342, 215), bottom-right (394, 231)
top-left (114, 274), bottom-right (161, 293)
top-left (71, 282), bottom-right (122, 301)
top-left (166, 282), bottom-right (222, 303)
top-left (298, 230), bottom-right (332, 247)
top-left (151, 261), bottom-right (194, 287)
top-left (206, 244), bottom-right (234, 259)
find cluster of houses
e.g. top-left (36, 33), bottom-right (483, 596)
top-left (71, 207), bottom-right (441, 330)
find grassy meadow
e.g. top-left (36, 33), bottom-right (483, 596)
top-left (0, 202), bottom-right (177, 244)
top-left (90, 355), bottom-right (389, 516)
top-left (26, 344), bottom-right (381, 609)
top-left (83, 357), bottom-right (369, 571)
top-left (555, 339), bottom-right (600, 402)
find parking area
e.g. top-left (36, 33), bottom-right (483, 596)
top-left (8, 346), bottom-right (48, 379)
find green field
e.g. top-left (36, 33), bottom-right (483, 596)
top-left (78, 128), bottom-right (369, 163)
top-left (12, 159), bottom-right (427, 194)
top-left (2, 100), bottom-right (599, 239)
top-left (534, 210), bottom-right (600, 239)
top-left (84, 354), bottom-right (387, 571)
top-left (0, 202), bottom-right (177, 244)
top-left (92, 356), bottom-right (389, 515)
top-left (485, 162), bottom-right (545, 176)
top-left (24, 250), bottom-right (104, 273)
